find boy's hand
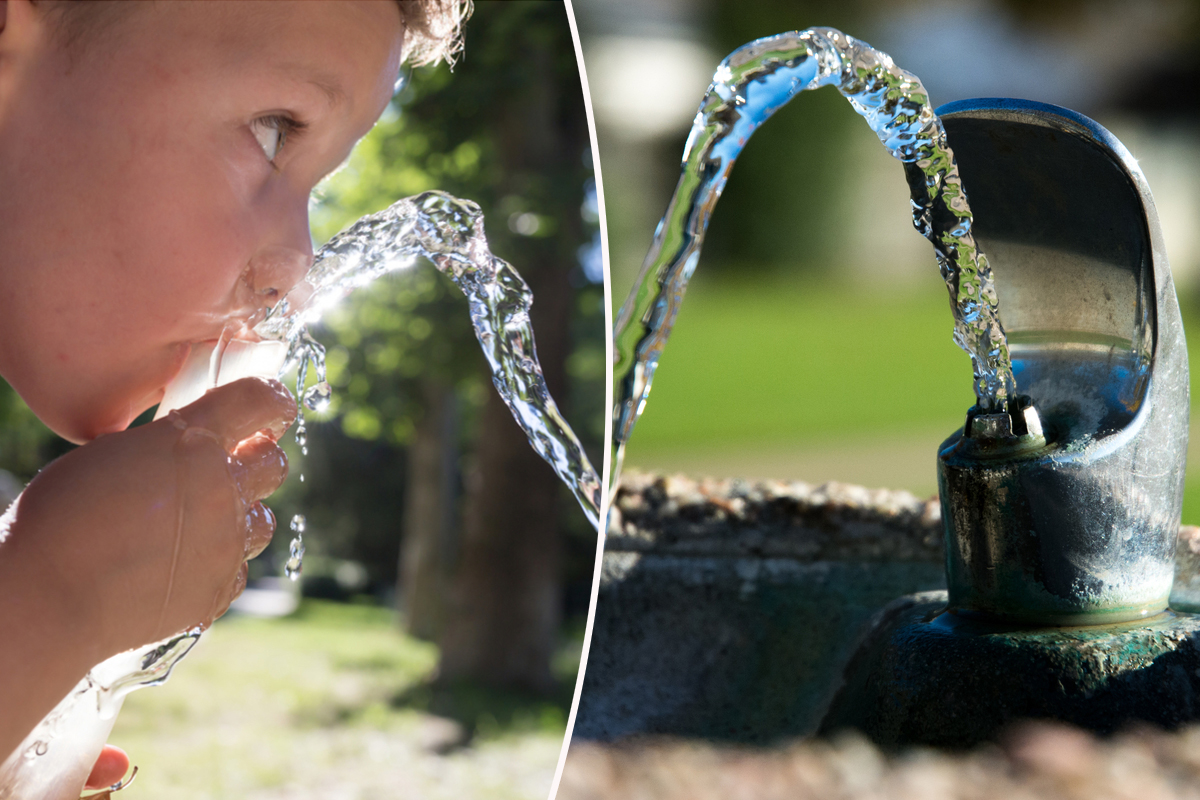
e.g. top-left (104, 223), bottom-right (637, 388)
top-left (5, 377), bottom-right (296, 662)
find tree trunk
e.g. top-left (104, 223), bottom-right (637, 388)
top-left (399, 380), bottom-right (459, 640)
top-left (436, 377), bottom-right (564, 691)
top-left (436, 248), bottom-right (573, 692)
top-left (435, 0), bottom-right (587, 693)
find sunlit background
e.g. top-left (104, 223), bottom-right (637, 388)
top-left (576, 0), bottom-right (1200, 517)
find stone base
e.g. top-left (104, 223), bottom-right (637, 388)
top-left (821, 592), bottom-right (1200, 748)
top-left (577, 474), bottom-right (1200, 745)
top-left (574, 476), bottom-right (946, 742)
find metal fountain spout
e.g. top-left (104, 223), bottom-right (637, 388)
top-left (931, 98), bottom-right (1189, 626)
top-left (821, 99), bottom-right (1199, 747)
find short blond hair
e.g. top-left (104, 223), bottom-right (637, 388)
top-left (39, 1), bottom-right (473, 68)
top-left (397, 0), bottom-right (472, 67)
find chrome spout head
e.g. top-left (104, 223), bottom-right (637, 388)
top-left (960, 394), bottom-right (1046, 458)
top-left (926, 99), bottom-right (1189, 626)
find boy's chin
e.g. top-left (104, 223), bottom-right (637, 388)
top-left (53, 415), bottom-right (133, 446)
top-left (50, 390), bottom-right (162, 444)
top-left (45, 346), bottom-right (189, 443)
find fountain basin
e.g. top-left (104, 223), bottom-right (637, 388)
top-left (576, 473), bottom-right (944, 743)
top-left (574, 473), bottom-right (1200, 745)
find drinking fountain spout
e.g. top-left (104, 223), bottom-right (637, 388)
top-left (930, 98), bottom-right (1189, 626)
top-left (820, 100), bottom-right (1200, 747)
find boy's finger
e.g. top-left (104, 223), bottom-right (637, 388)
top-left (85, 745), bottom-right (130, 790)
top-left (244, 502), bottom-right (276, 559)
top-left (231, 434), bottom-right (289, 502)
top-left (177, 377), bottom-right (297, 448)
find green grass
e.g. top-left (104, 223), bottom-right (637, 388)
top-left (623, 273), bottom-right (1200, 523)
top-left (626, 273), bottom-right (974, 450)
top-left (109, 600), bottom-right (578, 799)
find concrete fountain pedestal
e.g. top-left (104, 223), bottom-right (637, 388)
top-left (821, 596), bottom-right (1200, 747)
top-left (576, 473), bottom-right (945, 743)
top-left (575, 473), bottom-right (1200, 747)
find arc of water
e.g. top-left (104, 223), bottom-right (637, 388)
top-left (257, 191), bottom-right (602, 527)
top-left (612, 27), bottom-right (1015, 485)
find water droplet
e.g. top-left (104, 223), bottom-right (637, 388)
top-left (290, 514), bottom-right (306, 533)
top-left (284, 535), bottom-right (305, 581)
top-left (303, 381), bottom-right (332, 413)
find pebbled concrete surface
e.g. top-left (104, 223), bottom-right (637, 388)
top-left (575, 474), bottom-right (947, 743)
top-left (576, 472), bottom-right (1200, 744)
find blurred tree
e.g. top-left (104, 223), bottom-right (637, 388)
top-left (308, 0), bottom-right (597, 692)
top-left (698, 0), bottom-right (871, 275)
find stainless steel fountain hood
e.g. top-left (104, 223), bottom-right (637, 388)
top-left (926, 98), bottom-right (1190, 625)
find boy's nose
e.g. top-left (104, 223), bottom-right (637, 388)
top-left (247, 243), bottom-right (313, 306)
top-left (244, 184), bottom-right (315, 314)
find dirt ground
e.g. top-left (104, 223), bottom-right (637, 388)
top-left (559, 722), bottom-right (1200, 800)
top-left (109, 601), bottom-right (571, 800)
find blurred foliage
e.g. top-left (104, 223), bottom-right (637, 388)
top-left (0, 388), bottom-right (54, 481)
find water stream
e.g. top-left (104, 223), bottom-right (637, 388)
top-left (256, 189), bottom-right (602, 531)
top-left (612, 27), bottom-right (1015, 487)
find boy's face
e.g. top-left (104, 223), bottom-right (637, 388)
top-left (0, 1), bottom-right (403, 442)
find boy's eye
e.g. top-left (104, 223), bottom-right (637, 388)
top-left (250, 115), bottom-right (301, 162)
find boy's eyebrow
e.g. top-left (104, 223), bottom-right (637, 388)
top-left (281, 64), bottom-right (347, 108)
top-left (308, 75), bottom-right (346, 108)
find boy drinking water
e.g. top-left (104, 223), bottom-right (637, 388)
top-left (0, 0), bottom-right (465, 790)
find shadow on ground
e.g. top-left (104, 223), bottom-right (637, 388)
top-left (391, 677), bottom-right (573, 749)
